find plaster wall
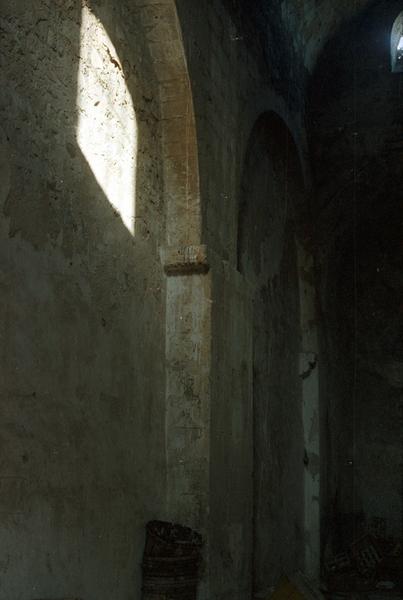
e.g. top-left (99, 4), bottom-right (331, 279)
top-left (0, 2), bottom-right (166, 598)
top-left (0, 0), bottom-right (334, 598)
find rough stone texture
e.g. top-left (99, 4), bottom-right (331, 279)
top-left (1, 0), bottom-right (401, 598)
top-left (0, 2), bottom-right (166, 598)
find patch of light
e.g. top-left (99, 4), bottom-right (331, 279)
top-left (397, 36), bottom-right (403, 51)
top-left (77, 5), bottom-right (137, 235)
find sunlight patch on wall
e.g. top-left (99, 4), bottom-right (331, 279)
top-left (77, 5), bottom-right (137, 235)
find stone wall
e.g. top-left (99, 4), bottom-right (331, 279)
top-left (175, 2), bottom-right (317, 596)
top-left (0, 1), bottom-right (166, 598)
top-left (309, 0), bottom-right (403, 549)
top-left (1, 0), bottom-right (393, 598)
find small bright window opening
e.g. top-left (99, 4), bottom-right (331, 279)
top-left (391, 13), bottom-right (403, 72)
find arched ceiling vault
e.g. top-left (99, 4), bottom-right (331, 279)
top-left (282, 0), bottom-right (375, 71)
top-left (224, 0), bottom-right (375, 71)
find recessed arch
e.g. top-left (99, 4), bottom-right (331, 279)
top-left (237, 112), bottom-right (320, 592)
top-left (237, 111), bottom-right (306, 277)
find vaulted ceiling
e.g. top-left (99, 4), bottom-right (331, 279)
top-left (281, 0), bottom-right (374, 69)
top-left (225, 0), bottom-right (376, 70)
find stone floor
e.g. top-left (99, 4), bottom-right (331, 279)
top-left (327, 591), bottom-right (401, 600)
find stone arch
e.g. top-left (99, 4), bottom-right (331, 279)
top-left (237, 111), bottom-right (307, 278)
top-left (139, 1), bottom-right (202, 250)
top-left (129, 1), bottom-right (201, 252)
top-left (87, 0), bottom-right (202, 252)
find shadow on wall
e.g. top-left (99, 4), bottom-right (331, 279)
top-left (0, 1), bottom-right (166, 599)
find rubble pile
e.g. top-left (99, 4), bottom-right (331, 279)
top-left (325, 518), bottom-right (402, 595)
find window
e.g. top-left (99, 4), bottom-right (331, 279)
top-left (391, 12), bottom-right (403, 72)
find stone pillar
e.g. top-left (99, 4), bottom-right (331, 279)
top-left (161, 245), bottom-right (212, 599)
top-left (209, 253), bottom-right (254, 600)
top-left (161, 246), bottom-right (255, 600)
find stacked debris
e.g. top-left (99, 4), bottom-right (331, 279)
top-left (325, 517), bottom-right (402, 595)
